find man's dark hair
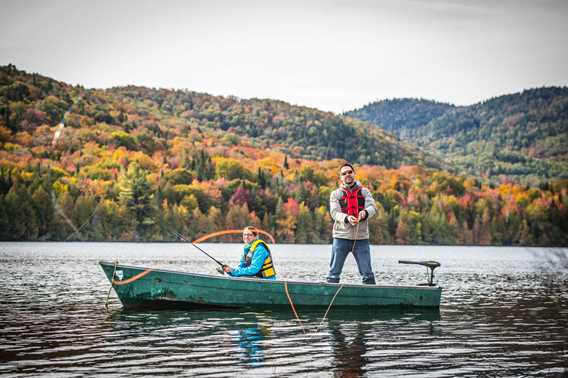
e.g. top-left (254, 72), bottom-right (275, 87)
top-left (340, 163), bottom-right (355, 172)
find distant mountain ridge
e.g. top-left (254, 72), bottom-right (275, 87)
top-left (347, 88), bottom-right (568, 182)
top-left (345, 98), bottom-right (455, 139)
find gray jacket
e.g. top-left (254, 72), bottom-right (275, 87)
top-left (330, 181), bottom-right (376, 240)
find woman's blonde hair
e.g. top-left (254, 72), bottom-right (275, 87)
top-left (243, 226), bottom-right (258, 236)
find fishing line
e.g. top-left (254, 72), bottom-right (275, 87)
top-left (350, 220), bottom-right (360, 254)
top-left (51, 97), bottom-right (80, 147)
top-left (50, 191), bottom-right (82, 238)
top-left (64, 197), bottom-right (103, 241)
top-left (314, 284), bottom-right (344, 333)
top-left (48, 95), bottom-right (90, 241)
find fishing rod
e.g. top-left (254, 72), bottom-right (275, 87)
top-left (173, 231), bottom-right (226, 268)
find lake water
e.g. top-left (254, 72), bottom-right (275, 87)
top-left (0, 243), bottom-right (567, 377)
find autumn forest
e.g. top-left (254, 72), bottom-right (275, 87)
top-left (0, 64), bottom-right (567, 246)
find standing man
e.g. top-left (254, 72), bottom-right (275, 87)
top-left (327, 163), bottom-right (377, 284)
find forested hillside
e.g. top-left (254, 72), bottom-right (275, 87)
top-left (1, 64), bottom-right (567, 246)
top-left (345, 98), bottom-right (454, 139)
top-left (347, 88), bottom-right (568, 183)
top-left (414, 87), bottom-right (568, 182)
top-left (106, 86), bottom-right (441, 168)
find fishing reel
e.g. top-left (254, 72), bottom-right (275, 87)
top-left (216, 264), bottom-right (230, 276)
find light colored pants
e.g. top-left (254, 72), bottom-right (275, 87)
top-left (326, 238), bottom-right (375, 284)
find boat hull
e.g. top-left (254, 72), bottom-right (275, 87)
top-left (100, 261), bottom-right (442, 309)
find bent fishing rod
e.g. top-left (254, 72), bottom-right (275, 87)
top-left (173, 231), bottom-right (226, 268)
top-left (119, 201), bottom-right (227, 269)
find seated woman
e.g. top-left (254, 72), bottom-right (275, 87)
top-left (223, 226), bottom-right (277, 280)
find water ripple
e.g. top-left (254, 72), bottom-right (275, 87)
top-left (1, 243), bottom-right (567, 376)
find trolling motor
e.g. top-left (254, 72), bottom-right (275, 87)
top-left (398, 260), bottom-right (441, 286)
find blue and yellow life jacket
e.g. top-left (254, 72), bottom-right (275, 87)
top-left (244, 239), bottom-right (276, 279)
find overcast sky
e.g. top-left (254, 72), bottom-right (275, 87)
top-left (1, 0), bottom-right (567, 113)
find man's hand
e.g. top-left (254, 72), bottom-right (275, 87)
top-left (358, 210), bottom-right (367, 222)
top-left (347, 215), bottom-right (359, 225)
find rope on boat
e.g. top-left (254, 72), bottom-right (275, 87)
top-left (283, 281), bottom-right (306, 334)
top-left (112, 268), bottom-right (153, 286)
top-left (105, 260), bottom-right (118, 311)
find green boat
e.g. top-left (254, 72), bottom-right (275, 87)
top-left (100, 260), bottom-right (442, 309)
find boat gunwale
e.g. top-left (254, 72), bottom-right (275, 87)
top-left (99, 260), bottom-right (442, 291)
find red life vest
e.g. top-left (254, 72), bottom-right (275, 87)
top-left (339, 186), bottom-right (365, 216)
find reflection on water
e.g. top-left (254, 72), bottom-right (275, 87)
top-left (0, 243), bottom-right (567, 376)
top-left (93, 307), bottom-right (441, 376)
top-left (238, 326), bottom-right (268, 366)
top-left (330, 322), bottom-right (368, 377)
